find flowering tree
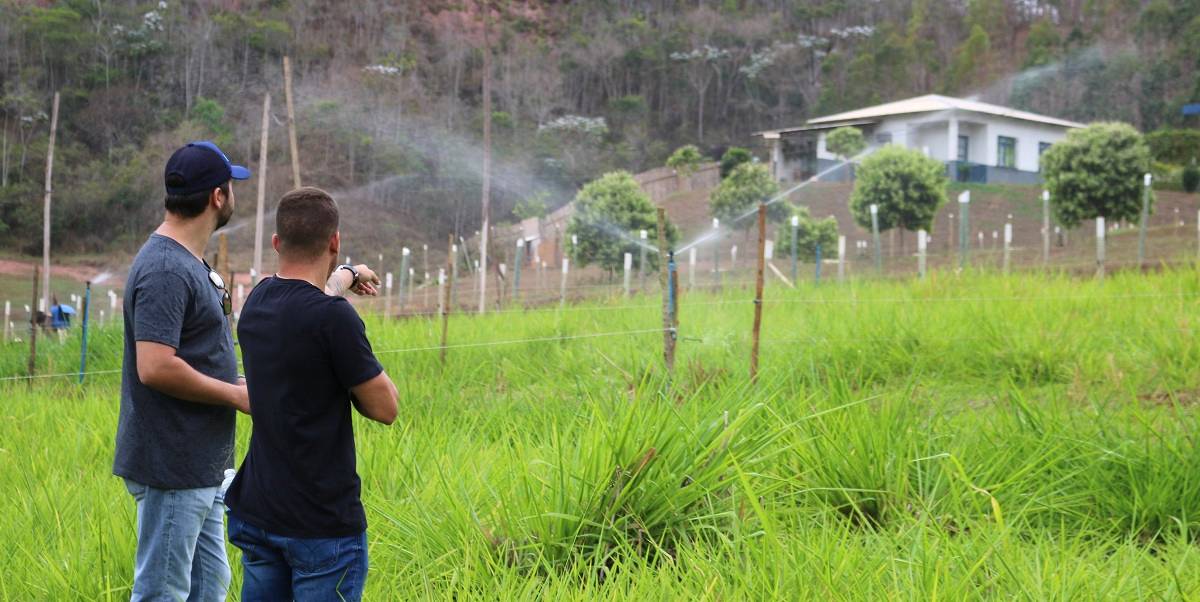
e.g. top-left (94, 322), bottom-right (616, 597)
top-left (670, 45), bottom-right (729, 142)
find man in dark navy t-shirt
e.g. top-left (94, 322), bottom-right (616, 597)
top-left (225, 186), bottom-right (398, 601)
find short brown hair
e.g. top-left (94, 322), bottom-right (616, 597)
top-left (276, 187), bottom-right (339, 258)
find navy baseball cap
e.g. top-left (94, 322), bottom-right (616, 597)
top-left (164, 140), bottom-right (251, 196)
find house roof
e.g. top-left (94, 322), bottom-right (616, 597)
top-left (805, 94), bottom-right (1085, 129)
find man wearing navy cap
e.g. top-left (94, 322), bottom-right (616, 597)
top-left (114, 141), bottom-right (251, 601)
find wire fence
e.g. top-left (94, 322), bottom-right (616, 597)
top-left (3, 284), bottom-right (1197, 384)
top-left (5, 207), bottom-right (1200, 384)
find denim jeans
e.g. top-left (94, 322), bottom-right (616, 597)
top-left (123, 478), bottom-right (231, 602)
top-left (226, 513), bottom-right (368, 601)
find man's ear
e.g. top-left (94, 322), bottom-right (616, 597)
top-left (209, 186), bottom-right (229, 216)
top-left (271, 233), bottom-right (281, 253)
top-left (329, 231), bottom-right (340, 256)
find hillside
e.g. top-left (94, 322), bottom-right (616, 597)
top-left (1, 0), bottom-right (1197, 267)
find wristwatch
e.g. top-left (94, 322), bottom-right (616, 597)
top-left (335, 264), bottom-right (359, 287)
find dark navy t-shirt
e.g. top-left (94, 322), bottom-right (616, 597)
top-left (225, 276), bottom-right (383, 538)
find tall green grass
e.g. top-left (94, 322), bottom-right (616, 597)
top-left (3, 267), bottom-right (1200, 599)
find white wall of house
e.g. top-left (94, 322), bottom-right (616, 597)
top-left (815, 109), bottom-right (1072, 172)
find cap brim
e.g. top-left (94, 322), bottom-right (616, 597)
top-left (230, 165), bottom-right (252, 180)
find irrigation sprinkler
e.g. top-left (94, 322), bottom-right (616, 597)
top-left (78, 282), bottom-right (91, 384)
top-left (1003, 222), bottom-right (1012, 275)
top-left (398, 247), bottom-right (410, 310)
top-left (450, 244), bottom-right (459, 307)
top-left (1138, 173), bottom-right (1152, 265)
top-left (559, 258), bottom-right (569, 308)
top-left (408, 268), bottom-right (415, 309)
top-left (948, 212), bottom-right (955, 251)
top-left (688, 247), bottom-right (696, 290)
top-left (1042, 190), bottom-right (1050, 266)
top-left (750, 202), bottom-right (766, 383)
top-left (512, 239), bottom-right (524, 304)
top-left (638, 229), bottom-right (648, 292)
top-left (623, 253), bottom-right (633, 297)
top-left (837, 236), bottom-right (846, 282)
top-left (790, 214), bottom-right (799, 284)
top-left (384, 273), bottom-right (393, 317)
top-left (917, 229), bottom-right (927, 279)
top-left (1096, 217), bottom-right (1107, 279)
top-left (958, 191), bottom-right (970, 269)
top-left (3, 300), bottom-right (9, 342)
top-left (869, 204), bottom-right (882, 274)
top-left (711, 218), bottom-right (721, 290)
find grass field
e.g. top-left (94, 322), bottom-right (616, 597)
top-left (4, 267), bottom-right (1200, 599)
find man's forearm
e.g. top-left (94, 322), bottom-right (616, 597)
top-left (144, 356), bottom-right (246, 411)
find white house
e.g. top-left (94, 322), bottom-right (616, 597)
top-left (754, 94), bottom-right (1085, 185)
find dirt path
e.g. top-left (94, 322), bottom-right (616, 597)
top-left (0, 259), bottom-right (115, 284)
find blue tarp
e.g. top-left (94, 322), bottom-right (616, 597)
top-left (1183, 104), bottom-right (1200, 116)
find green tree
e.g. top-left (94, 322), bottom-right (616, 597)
top-left (719, 147), bottom-right (752, 179)
top-left (666, 144), bottom-right (706, 177)
top-left (566, 171), bottom-right (678, 273)
top-left (710, 162), bottom-right (784, 225)
top-left (848, 145), bottom-right (947, 239)
top-left (825, 126), bottom-right (867, 159)
top-left (1024, 19), bottom-right (1061, 68)
top-left (513, 191), bottom-right (548, 220)
top-left (1182, 161), bottom-right (1199, 194)
top-left (948, 25), bottom-right (990, 92)
top-left (777, 207), bottom-right (839, 262)
top-left (190, 97), bottom-right (231, 147)
top-left (1042, 122), bottom-right (1154, 228)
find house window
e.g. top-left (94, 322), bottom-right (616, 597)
top-left (875, 133), bottom-right (892, 144)
top-left (1038, 142), bottom-right (1052, 171)
top-left (997, 136), bottom-right (1016, 169)
top-left (957, 135), bottom-right (969, 163)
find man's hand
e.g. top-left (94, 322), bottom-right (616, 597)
top-left (349, 264), bottom-right (380, 296)
top-left (326, 264), bottom-right (381, 297)
top-left (232, 380), bottom-right (250, 414)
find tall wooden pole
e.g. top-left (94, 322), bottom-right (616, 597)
top-left (750, 202), bottom-right (766, 383)
top-left (283, 57), bottom-right (301, 189)
top-left (477, 21), bottom-right (493, 314)
top-left (253, 93), bottom-right (271, 283)
top-left (41, 92), bottom-right (60, 313)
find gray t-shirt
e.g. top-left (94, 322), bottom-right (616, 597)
top-left (113, 233), bottom-right (238, 489)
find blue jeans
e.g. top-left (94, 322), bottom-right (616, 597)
top-left (226, 513), bottom-right (368, 601)
top-left (123, 479), bottom-right (231, 602)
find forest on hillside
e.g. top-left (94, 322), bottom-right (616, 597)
top-left (0, 0), bottom-right (1197, 256)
